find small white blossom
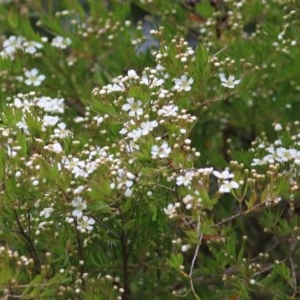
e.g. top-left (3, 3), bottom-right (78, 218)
top-left (71, 196), bottom-right (87, 218)
top-left (53, 122), bottom-right (72, 138)
top-left (36, 96), bottom-right (65, 113)
top-left (164, 203), bottom-right (177, 219)
top-left (122, 97), bottom-right (143, 117)
top-left (51, 142), bottom-right (63, 153)
top-left (140, 74), bottom-right (164, 87)
top-left (23, 40), bottom-right (43, 54)
top-left (140, 120), bottom-right (158, 135)
top-left (219, 73), bottom-right (240, 89)
top-left (274, 123), bottom-right (283, 131)
top-left (219, 180), bottom-right (239, 193)
top-left (24, 68), bottom-right (45, 86)
top-left (173, 75), bottom-right (194, 92)
top-left (151, 142), bottom-right (171, 159)
top-left (181, 244), bottom-right (190, 252)
top-left (127, 69), bottom-right (138, 78)
top-left (176, 171), bottom-right (195, 186)
top-left (16, 119), bottom-right (30, 135)
top-left (40, 207), bottom-right (54, 219)
top-left (76, 216), bottom-right (95, 233)
top-left (43, 115), bottom-right (60, 127)
top-left (51, 36), bottom-right (71, 49)
top-left (157, 105), bottom-right (178, 117)
top-left (1, 35), bottom-right (24, 59)
top-left (212, 169), bottom-right (234, 180)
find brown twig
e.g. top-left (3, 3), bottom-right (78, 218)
top-left (13, 209), bottom-right (41, 274)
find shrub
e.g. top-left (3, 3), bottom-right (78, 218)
top-left (0, 0), bottom-right (300, 299)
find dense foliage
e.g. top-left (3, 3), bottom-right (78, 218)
top-left (0, 0), bottom-right (300, 299)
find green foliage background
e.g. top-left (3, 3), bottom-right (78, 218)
top-left (0, 0), bottom-right (300, 299)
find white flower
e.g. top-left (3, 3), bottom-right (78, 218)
top-left (105, 82), bottom-right (125, 93)
top-left (51, 36), bottom-right (71, 49)
top-left (140, 120), bottom-right (158, 135)
top-left (176, 171), bottom-right (195, 186)
top-left (122, 97), bottom-right (143, 117)
top-left (23, 40), bottom-right (43, 54)
top-left (53, 122), bottom-right (72, 138)
top-left (71, 196), bottom-right (87, 218)
top-left (50, 142), bottom-right (63, 153)
top-left (36, 96), bottom-right (65, 114)
top-left (61, 156), bottom-right (80, 171)
top-left (212, 169), bottom-right (234, 180)
top-left (219, 180), bottom-right (239, 193)
top-left (2, 35), bottom-right (24, 56)
top-left (274, 147), bottom-right (297, 162)
top-left (13, 98), bottom-right (33, 112)
top-left (125, 141), bottom-right (140, 153)
top-left (43, 115), bottom-right (59, 127)
top-left (40, 207), bottom-right (54, 218)
top-left (219, 73), bottom-right (240, 89)
top-left (157, 104), bottom-right (178, 117)
top-left (164, 203), bottom-right (177, 219)
top-left (6, 145), bottom-right (17, 157)
top-left (140, 74), bottom-right (164, 87)
top-left (151, 142), bottom-right (171, 159)
top-left (76, 216), bottom-right (95, 233)
top-left (127, 69), bottom-right (138, 78)
top-left (16, 119), bottom-right (30, 135)
top-left (181, 244), bottom-right (190, 252)
top-left (274, 123), bottom-right (283, 131)
top-left (127, 128), bottom-right (143, 140)
top-left (24, 68), bottom-right (45, 86)
top-left (173, 75), bottom-right (194, 92)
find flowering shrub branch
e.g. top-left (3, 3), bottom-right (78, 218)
top-left (0, 0), bottom-right (300, 299)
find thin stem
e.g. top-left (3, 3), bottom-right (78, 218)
top-left (120, 230), bottom-right (131, 300)
top-left (13, 209), bottom-right (41, 273)
top-left (74, 219), bottom-right (86, 291)
top-left (189, 217), bottom-right (203, 299)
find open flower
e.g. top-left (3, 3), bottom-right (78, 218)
top-left (176, 171), bottom-right (195, 186)
top-left (51, 36), bottom-right (71, 49)
top-left (173, 75), bottom-right (194, 92)
top-left (76, 216), bottom-right (95, 233)
top-left (219, 180), bottom-right (239, 193)
top-left (71, 196), bottom-right (87, 218)
top-left (151, 142), bottom-right (171, 159)
top-left (122, 97), bottom-right (143, 117)
top-left (24, 68), bottom-right (45, 86)
top-left (219, 73), bottom-right (240, 89)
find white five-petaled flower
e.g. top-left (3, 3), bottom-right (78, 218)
top-left (151, 142), bottom-right (171, 159)
top-left (219, 180), bottom-right (239, 193)
top-left (51, 36), bottom-right (71, 49)
top-left (40, 207), bottom-right (54, 219)
top-left (76, 216), bottom-right (95, 233)
top-left (36, 96), bottom-right (65, 114)
top-left (71, 196), bottom-right (87, 218)
top-left (157, 104), bottom-right (179, 117)
top-left (2, 35), bottom-right (24, 57)
top-left (53, 122), bottom-right (72, 138)
top-left (122, 97), bottom-right (143, 117)
top-left (140, 120), bottom-right (158, 135)
top-left (164, 203), bottom-right (178, 219)
top-left (43, 115), bottom-right (59, 127)
top-left (49, 142), bottom-right (63, 153)
top-left (173, 75), bottom-right (194, 92)
top-left (24, 68), bottom-right (45, 86)
top-left (212, 169), bottom-right (234, 180)
top-left (219, 73), bottom-right (240, 89)
top-left (23, 40), bottom-right (43, 54)
top-left (176, 171), bottom-right (195, 186)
